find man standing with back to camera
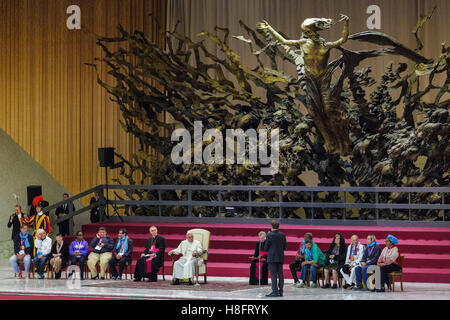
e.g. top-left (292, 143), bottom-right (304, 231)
top-left (264, 220), bottom-right (287, 297)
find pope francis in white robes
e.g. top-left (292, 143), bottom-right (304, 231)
top-left (170, 232), bottom-right (203, 283)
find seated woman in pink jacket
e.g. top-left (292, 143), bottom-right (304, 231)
top-left (376, 234), bottom-right (402, 292)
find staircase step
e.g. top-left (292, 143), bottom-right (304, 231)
top-left (83, 222), bottom-right (450, 241)
top-left (59, 222), bottom-right (450, 283)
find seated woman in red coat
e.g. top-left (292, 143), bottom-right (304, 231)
top-left (249, 231), bottom-right (268, 285)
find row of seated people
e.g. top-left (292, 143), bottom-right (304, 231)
top-left (10, 223), bottom-right (401, 292)
top-left (249, 231), bottom-right (402, 292)
top-left (10, 224), bottom-right (202, 285)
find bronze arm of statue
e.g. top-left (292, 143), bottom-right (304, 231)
top-left (256, 14), bottom-right (349, 46)
top-left (325, 14), bottom-right (349, 48)
top-left (256, 20), bottom-right (308, 46)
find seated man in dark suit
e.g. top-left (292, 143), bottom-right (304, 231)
top-left (264, 220), bottom-right (287, 297)
top-left (109, 228), bottom-right (133, 280)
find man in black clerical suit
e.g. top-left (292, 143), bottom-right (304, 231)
top-left (89, 190), bottom-right (102, 223)
top-left (7, 205), bottom-right (24, 240)
top-left (133, 226), bottom-right (166, 282)
top-left (264, 220), bottom-right (287, 297)
top-left (55, 193), bottom-right (75, 236)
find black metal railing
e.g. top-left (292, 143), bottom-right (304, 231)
top-left (51, 185), bottom-right (450, 230)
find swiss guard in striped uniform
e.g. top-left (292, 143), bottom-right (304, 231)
top-left (23, 200), bottom-right (52, 255)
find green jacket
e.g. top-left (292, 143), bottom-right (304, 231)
top-left (305, 243), bottom-right (327, 266)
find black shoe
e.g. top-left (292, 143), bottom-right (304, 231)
top-left (278, 291), bottom-right (283, 297)
top-left (265, 292), bottom-right (279, 297)
top-left (376, 288), bottom-right (385, 293)
top-left (187, 280), bottom-right (194, 285)
top-left (343, 284), bottom-right (350, 289)
top-left (92, 275), bottom-right (99, 280)
top-left (100, 277), bottom-right (105, 280)
top-left (172, 279), bottom-right (180, 285)
top-left (133, 278), bottom-right (141, 282)
top-left (353, 286), bottom-right (363, 291)
top-left (332, 284), bottom-right (338, 289)
top-left (324, 283), bottom-right (331, 289)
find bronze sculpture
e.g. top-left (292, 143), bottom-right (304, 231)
top-left (89, 9), bottom-right (449, 220)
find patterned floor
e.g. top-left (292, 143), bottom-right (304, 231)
top-left (0, 266), bottom-right (449, 300)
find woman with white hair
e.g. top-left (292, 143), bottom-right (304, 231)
top-left (249, 231), bottom-right (268, 285)
top-left (33, 228), bottom-right (52, 279)
top-left (168, 231), bottom-right (203, 285)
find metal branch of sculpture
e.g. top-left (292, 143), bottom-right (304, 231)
top-left (89, 11), bottom-right (449, 220)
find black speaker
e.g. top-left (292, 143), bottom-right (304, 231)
top-left (98, 147), bottom-right (115, 167)
top-left (27, 185), bottom-right (42, 206)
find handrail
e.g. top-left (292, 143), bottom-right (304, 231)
top-left (50, 186), bottom-right (106, 231)
top-left (105, 185), bottom-right (450, 193)
top-left (43, 185), bottom-right (102, 214)
top-left (46, 185), bottom-right (449, 228)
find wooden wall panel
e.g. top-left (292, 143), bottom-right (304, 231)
top-left (0, 0), bottom-right (166, 204)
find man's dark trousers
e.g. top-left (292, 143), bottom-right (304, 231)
top-left (264, 229), bottom-right (287, 295)
top-left (269, 262), bottom-right (284, 295)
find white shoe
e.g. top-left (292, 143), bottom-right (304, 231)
top-left (297, 282), bottom-right (306, 288)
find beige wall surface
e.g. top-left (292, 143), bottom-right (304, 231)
top-left (0, 0), bottom-right (166, 203)
top-left (0, 128), bottom-right (91, 264)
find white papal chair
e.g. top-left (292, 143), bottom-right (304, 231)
top-left (187, 228), bottom-right (210, 284)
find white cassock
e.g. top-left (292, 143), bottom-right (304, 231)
top-left (172, 239), bottom-right (203, 280)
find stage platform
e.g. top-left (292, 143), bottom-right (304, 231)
top-left (0, 267), bottom-right (449, 300)
top-left (65, 221), bottom-right (450, 284)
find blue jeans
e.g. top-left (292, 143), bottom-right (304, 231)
top-left (70, 255), bottom-right (87, 280)
top-left (10, 254), bottom-right (31, 273)
top-left (300, 264), bottom-right (322, 282)
top-left (33, 255), bottom-right (49, 276)
top-left (355, 265), bottom-right (372, 287)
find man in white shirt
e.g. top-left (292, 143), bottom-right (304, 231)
top-left (340, 234), bottom-right (365, 289)
top-left (169, 231), bottom-right (203, 285)
top-left (33, 228), bottom-right (52, 279)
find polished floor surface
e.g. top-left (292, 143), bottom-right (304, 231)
top-left (0, 267), bottom-right (448, 300)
